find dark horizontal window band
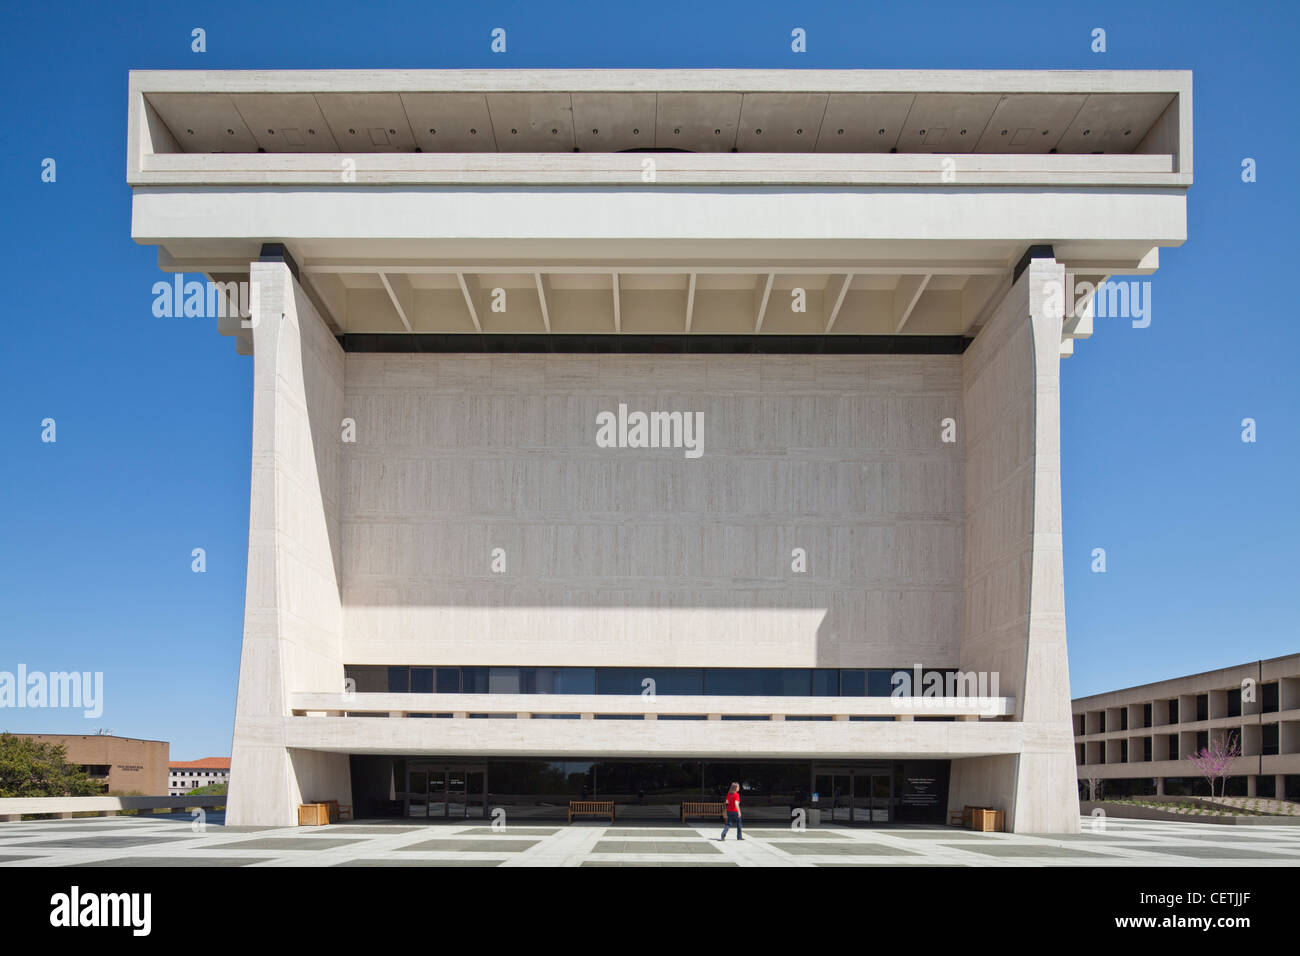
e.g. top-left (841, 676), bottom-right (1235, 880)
top-left (336, 333), bottom-right (971, 355)
top-left (346, 665), bottom-right (965, 698)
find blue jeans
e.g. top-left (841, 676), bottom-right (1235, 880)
top-left (720, 810), bottom-right (743, 840)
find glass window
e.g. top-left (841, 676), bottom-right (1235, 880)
top-left (435, 668), bottom-right (461, 694)
top-left (869, 670), bottom-right (897, 697)
top-left (489, 667), bottom-right (524, 694)
top-left (462, 667), bottom-right (490, 693)
top-left (705, 669), bottom-right (810, 697)
top-left (1262, 723), bottom-right (1279, 756)
top-left (840, 670), bottom-right (866, 696)
top-left (597, 668), bottom-right (703, 696)
top-left (555, 668), bottom-right (596, 695)
top-left (410, 668), bottom-right (434, 694)
top-left (812, 670), bottom-right (838, 696)
top-left (345, 666), bottom-right (387, 694)
top-left (387, 667), bottom-right (409, 694)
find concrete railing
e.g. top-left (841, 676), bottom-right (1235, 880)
top-left (0, 795), bottom-right (227, 822)
top-left (289, 691), bottom-right (1016, 720)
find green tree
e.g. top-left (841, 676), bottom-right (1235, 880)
top-left (0, 733), bottom-right (101, 797)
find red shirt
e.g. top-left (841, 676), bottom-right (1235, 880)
top-left (726, 792), bottom-right (741, 813)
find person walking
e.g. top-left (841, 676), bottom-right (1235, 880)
top-left (719, 782), bottom-right (743, 840)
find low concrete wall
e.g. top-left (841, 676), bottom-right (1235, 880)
top-left (1080, 800), bottom-right (1300, 826)
top-left (0, 795), bottom-right (227, 822)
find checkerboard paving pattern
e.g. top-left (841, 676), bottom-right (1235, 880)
top-left (0, 815), bottom-right (1297, 867)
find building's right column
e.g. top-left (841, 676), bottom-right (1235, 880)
top-left (948, 256), bottom-right (1080, 833)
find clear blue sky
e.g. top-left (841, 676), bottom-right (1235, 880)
top-left (0, 1), bottom-right (1295, 760)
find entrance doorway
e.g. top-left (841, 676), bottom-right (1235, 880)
top-left (812, 768), bottom-right (892, 824)
top-left (405, 763), bottom-right (486, 819)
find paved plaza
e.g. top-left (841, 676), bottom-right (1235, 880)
top-left (0, 814), bottom-right (1296, 867)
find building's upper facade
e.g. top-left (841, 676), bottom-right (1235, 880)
top-left (128, 69), bottom-right (1190, 354)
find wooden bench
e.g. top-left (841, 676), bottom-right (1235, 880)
top-left (681, 801), bottom-right (727, 822)
top-left (949, 805), bottom-right (975, 827)
top-left (568, 800), bottom-right (615, 823)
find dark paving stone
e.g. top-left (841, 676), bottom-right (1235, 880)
top-left (20, 836), bottom-right (196, 849)
top-left (582, 861), bottom-right (737, 867)
top-left (942, 843), bottom-right (1111, 858)
top-left (0, 855), bottom-right (41, 863)
top-left (1143, 832), bottom-right (1296, 842)
top-left (605, 829), bottom-right (700, 838)
top-left (398, 839), bottom-right (539, 852)
top-left (76, 856), bottom-right (257, 867)
top-left (204, 838), bottom-right (362, 851)
top-left (745, 830), bottom-right (850, 839)
top-left (1136, 845), bottom-right (1297, 860)
top-left (886, 830), bottom-right (1000, 840)
top-left (768, 841), bottom-right (920, 856)
top-left (0, 824), bottom-right (154, 833)
top-left (592, 840), bottom-right (721, 854)
top-left (326, 826), bottom-right (426, 834)
top-left (455, 828), bottom-right (561, 836)
top-left (1039, 832), bottom-right (1154, 841)
top-left (335, 858), bottom-right (503, 867)
top-left (816, 862), bottom-right (965, 867)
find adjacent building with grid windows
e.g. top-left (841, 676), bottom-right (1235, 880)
top-left (1073, 654), bottom-right (1300, 799)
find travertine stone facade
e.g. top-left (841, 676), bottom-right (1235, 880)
top-left (340, 351), bottom-right (963, 669)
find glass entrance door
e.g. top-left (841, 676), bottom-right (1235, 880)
top-left (408, 763), bottom-right (487, 819)
top-left (447, 769), bottom-right (467, 818)
top-left (427, 770), bottom-right (448, 817)
top-left (813, 768), bottom-right (893, 824)
top-left (407, 771), bottom-right (428, 818)
top-left (813, 773), bottom-right (853, 822)
top-left (868, 774), bottom-right (890, 822)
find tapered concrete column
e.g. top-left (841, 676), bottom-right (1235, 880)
top-left (1155, 777), bottom-right (1164, 795)
top-left (1247, 775), bottom-right (1257, 797)
top-left (226, 260), bottom-right (351, 827)
top-left (1277, 775), bottom-right (1288, 800)
top-left (947, 257), bottom-right (1079, 834)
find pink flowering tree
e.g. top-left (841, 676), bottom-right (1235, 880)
top-left (1185, 730), bottom-right (1240, 798)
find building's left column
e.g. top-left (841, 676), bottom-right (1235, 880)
top-left (226, 260), bottom-right (352, 826)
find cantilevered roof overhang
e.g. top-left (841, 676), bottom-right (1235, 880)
top-left (126, 69), bottom-right (1191, 353)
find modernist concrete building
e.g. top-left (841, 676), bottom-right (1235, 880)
top-left (126, 68), bottom-right (1192, 832)
top-left (1074, 654), bottom-right (1300, 800)
top-left (12, 734), bottom-right (169, 796)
